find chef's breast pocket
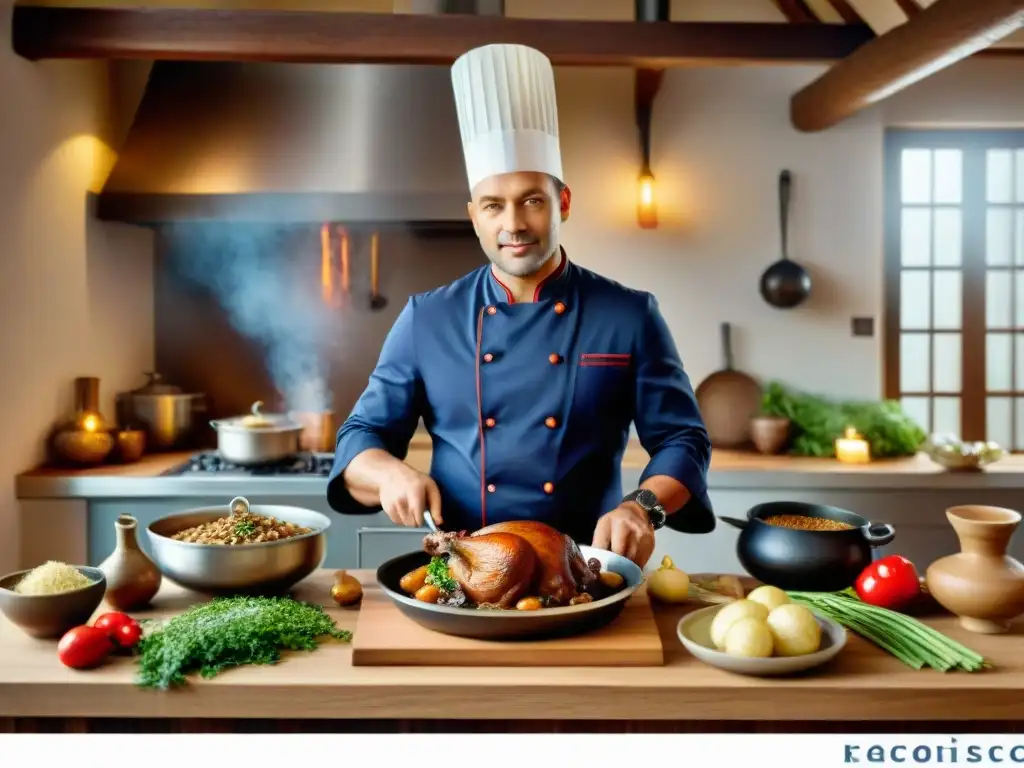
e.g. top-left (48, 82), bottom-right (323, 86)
top-left (571, 353), bottom-right (634, 421)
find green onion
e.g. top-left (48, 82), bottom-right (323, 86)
top-left (786, 590), bottom-right (990, 672)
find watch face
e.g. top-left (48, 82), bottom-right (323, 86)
top-left (635, 489), bottom-right (659, 509)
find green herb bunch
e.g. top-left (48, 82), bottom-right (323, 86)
top-left (425, 556), bottom-right (457, 593)
top-left (760, 381), bottom-right (927, 458)
top-left (135, 595), bottom-right (351, 690)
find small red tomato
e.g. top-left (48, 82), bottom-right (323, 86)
top-left (114, 619), bottom-right (142, 649)
top-left (94, 611), bottom-right (142, 648)
top-left (57, 625), bottom-right (114, 669)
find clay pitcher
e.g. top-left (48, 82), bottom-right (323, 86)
top-left (99, 514), bottom-right (163, 611)
top-left (925, 505), bottom-right (1024, 634)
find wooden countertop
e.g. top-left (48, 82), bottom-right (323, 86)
top-left (20, 432), bottom-right (1024, 480)
top-left (2, 569), bottom-right (1022, 722)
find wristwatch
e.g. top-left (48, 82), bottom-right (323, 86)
top-left (621, 489), bottom-right (666, 530)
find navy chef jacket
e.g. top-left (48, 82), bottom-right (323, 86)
top-left (326, 250), bottom-right (714, 544)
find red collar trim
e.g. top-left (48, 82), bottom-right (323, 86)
top-left (489, 249), bottom-right (567, 305)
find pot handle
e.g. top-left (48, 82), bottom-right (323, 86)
top-left (863, 522), bottom-right (895, 547)
top-left (719, 516), bottom-right (748, 530)
top-left (209, 420), bottom-right (221, 430)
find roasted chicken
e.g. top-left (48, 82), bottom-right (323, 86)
top-left (422, 520), bottom-right (598, 608)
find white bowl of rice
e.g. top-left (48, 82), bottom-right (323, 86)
top-left (0, 561), bottom-right (106, 639)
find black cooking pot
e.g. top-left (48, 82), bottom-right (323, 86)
top-left (720, 501), bottom-right (895, 592)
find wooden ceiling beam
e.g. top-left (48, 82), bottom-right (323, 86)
top-left (825, 0), bottom-right (866, 23)
top-left (791, 0), bottom-right (1024, 132)
top-left (10, 6), bottom-right (875, 66)
top-left (773, 0), bottom-right (821, 23)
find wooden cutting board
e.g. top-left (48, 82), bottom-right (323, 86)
top-left (351, 585), bottom-right (664, 667)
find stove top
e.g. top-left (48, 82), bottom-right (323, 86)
top-left (161, 452), bottom-right (335, 477)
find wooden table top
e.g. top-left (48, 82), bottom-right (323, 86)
top-left (2, 569), bottom-right (1023, 722)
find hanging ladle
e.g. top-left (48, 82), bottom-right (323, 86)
top-left (759, 169), bottom-right (811, 309)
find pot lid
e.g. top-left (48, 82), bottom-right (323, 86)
top-left (131, 371), bottom-right (183, 395)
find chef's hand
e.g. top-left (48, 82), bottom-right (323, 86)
top-left (379, 464), bottom-right (443, 528)
top-left (592, 504), bottom-right (656, 568)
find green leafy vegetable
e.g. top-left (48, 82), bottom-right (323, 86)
top-left (233, 520), bottom-right (256, 537)
top-left (787, 590), bottom-right (988, 672)
top-left (425, 555), bottom-right (457, 593)
top-left (760, 381), bottom-right (926, 458)
top-left (135, 596), bottom-right (351, 689)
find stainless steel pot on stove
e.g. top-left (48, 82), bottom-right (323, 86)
top-left (209, 401), bottom-right (304, 465)
top-left (117, 372), bottom-right (207, 451)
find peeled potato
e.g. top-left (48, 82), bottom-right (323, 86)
top-left (710, 599), bottom-right (769, 649)
top-left (767, 603), bottom-right (822, 656)
top-left (747, 585), bottom-right (790, 613)
top-left (723, 617), bottom-right (774, 658)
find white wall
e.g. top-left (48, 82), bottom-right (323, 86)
top-left (551, 57), bottom-right (1024, 402)
top-left (0, 1), bottom-right (154, 573)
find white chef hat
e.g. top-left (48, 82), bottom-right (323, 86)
top-left (450, 43), bottom-right (563, 192)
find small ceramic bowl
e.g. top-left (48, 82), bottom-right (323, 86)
top-left (677, 603), bottom-right (847, 677)
top-left (0, 566), bottom-right (106, 639)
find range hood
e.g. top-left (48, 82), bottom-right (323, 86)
top-left (97, 1), bottom-right (505, 231)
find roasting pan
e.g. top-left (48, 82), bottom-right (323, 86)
top-left (375, 545), bottom-right (644, 641)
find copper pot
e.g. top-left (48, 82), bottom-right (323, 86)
top-left (290, 410), bottom-right (336, 452)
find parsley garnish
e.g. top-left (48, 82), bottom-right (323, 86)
top-left (424, 556), bottom-right (457, 593)
top-left (134, 596), bottom-right (351, 689)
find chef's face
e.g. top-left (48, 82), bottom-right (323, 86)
top-left (468, 172), bottom-right (571, 278)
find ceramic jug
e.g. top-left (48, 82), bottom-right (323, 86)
top-left (99, 514), bottom-right (162, 611)
top-left (925, 505), bottom-right (1024, 634)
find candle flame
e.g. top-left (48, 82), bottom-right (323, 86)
top-left (844, 426), bottom-right (860, 440)
top-left (83, 415), bottom-right (97, 432)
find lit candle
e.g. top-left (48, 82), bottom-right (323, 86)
top-left (82, 414), bottom-right (97, 433)
top-left (835, 426), bottom-right (870, 464)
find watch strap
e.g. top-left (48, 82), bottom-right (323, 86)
top-left (622, 489), bottom-right (666, 530)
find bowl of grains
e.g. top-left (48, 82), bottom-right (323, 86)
top-left (719, 501), bottom-right (896, 593)
top-left (146, 496), bottom-right (329, 594)
top-left (0, 561), bottom-right (106, 638)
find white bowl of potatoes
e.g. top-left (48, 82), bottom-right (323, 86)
top-left (677, 585), bottom-right (847, 676)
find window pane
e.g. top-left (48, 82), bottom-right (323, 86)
top-left (1016, 335), bottom-right (1024, 392)
top-left (900, 333), bottom-right (931, 392)
top-left (932, 333), bottom-right (961, 392)
top-left (933, 397), bottom-right (960, 437)
top-left (932, 271), bottom-right (962, 330)
top-left (933, 149), bottom-right (962, 204)
top-left (987, 208), bottom-right (1013, 266)
top-left (901, 208), bottom-right (931, 266)
top-left (988, 149), bottom-right (1013, 203)
top-left (933, 209), bottom-right (961, 266)
top-left (1017, 209), bottom-right (1024, 265)
top-left (1017, 398), bottom-right (1024, 451)
top-left (987, 396), bottom-right (1013, 447)
top-left (901, 270), bottom-right (931, 329)
top-left (901, 396), bottom-right (931, 434)
top-left (987, 270), bottom-right (1012, 328)
top-left (987, 332), bottom-right (1013, 391)
top-left (902, 149), bottom-right (932, 203)
top-left (1017, 149), bottom-right (1024, 203)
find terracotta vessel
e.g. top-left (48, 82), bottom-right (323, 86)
top-left (750, 415), bottom-right (790, 455)
top-left (98, 514), bottom-right (163, 611)
top-left (925, 505), bottom-right (1024, 634)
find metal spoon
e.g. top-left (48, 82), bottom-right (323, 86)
top-left (423, 510), bottom-right (439, 532)
top-left (229, 496), bottom-right (250, 516)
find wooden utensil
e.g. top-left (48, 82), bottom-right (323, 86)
top-left (695, 322), bottom-right (763, 448)
top-left (369, 232), bottom-right (387, 310)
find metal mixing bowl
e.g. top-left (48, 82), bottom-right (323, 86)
top-left (146, 501), bottom-right (329, 595)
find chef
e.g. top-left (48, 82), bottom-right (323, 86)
top-left (327, 43), bottom-right (714, 568)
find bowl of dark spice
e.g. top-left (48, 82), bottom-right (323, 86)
top-left (719, 501), bottom-right (895, 592)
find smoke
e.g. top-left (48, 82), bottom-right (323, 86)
top-left (164, 224), bottom-right (334, 413)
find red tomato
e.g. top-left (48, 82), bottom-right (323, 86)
top-left (854, 555), bottom-right (921, 611)
top-left (93, 612), bottom-right (140, 647)
top-left (57, 626), bottom-right (114, 669)
top-left (114, 620), bottom-right (143, 649)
